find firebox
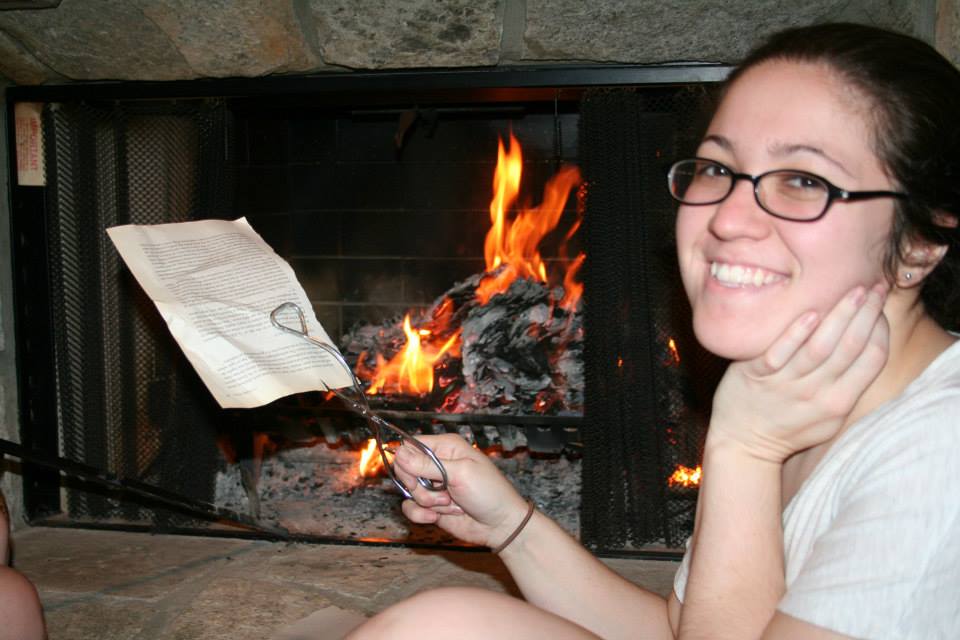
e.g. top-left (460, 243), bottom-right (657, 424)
top-left (7, 65), bottom-right (728, 556)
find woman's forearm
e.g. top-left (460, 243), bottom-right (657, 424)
top-left (498, 509), bottom-right (675, 640)
top-left (678, 437), bottom-right (785, 639)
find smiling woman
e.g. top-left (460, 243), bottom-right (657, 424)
top-left (344, 23), bottom-right (960, 640)
top-left (674, 59), bottom-right (901, 362)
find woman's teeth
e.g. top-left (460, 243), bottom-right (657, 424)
top-left (710, 262), bottom-right (782, 287)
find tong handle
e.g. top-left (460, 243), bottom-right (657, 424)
top-left (269, 302), bottom-right (449, 499)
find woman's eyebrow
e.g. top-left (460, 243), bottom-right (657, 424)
top-left (700, 136), bottom-right (853, 177)
top-left (768, 142), bottom-right (853, 177)
top-left (700, 134), bottom-right (731, 151)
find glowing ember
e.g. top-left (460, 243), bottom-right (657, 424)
top-left (668, 464), bottom-right (702, 488)
top-left (363, 314), bottom-right (460, 396)
top-left (476, 133), bottom-right (584, 305)
top-left (666, 338), bottom-right (681, 366)
top-left (358, 438), bottom-right (384, 478)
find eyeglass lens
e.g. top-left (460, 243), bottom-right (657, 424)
top-left (669, 160), bottom-right (829, 221)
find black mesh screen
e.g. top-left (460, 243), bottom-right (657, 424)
top-left (29, 84), bottom-right (725, 550)
top-left (44, 100), bottom-right (233, 526)
top-left (579, 87), bottom-right (726, 551)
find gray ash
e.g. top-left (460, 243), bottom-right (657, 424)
top-left (214, 444), bottom-right (581, 544)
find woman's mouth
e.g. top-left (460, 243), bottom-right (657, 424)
top-left (710, 261), bottom-right (786, 288)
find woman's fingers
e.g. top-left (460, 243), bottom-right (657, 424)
top-left (753, 309), bottom-right (820, 374)
top-left (396, 440), bottom-right (448, 479)
top-left (759, 282), bottom-right (888, 380)
top-left (795, 282), bottom-right (887, 384)
top-left (824, 309), bottom-right (889, 406)
top-left (401, 498), bottom-right (440, 524)
top-left (780, 285), bottom-right (869, 376)
top-left (822, 282), bottom-right (888, 375)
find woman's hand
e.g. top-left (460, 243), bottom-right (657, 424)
top-left (708, 281), bottom-right (890, 463)
top-left (392, 434), bottom-right (529, 548)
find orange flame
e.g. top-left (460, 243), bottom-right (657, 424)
top-left (668, 464), bottom-right (702, 488)
top-left (365, 314), bottom-right (460, 396)
top-left (476, 133), bottom-right (583, 305)
top-left (358, 438), bottom-right (384, 478)
top-left (358, 134), bottom-right (583, 398)
top-left (666, 338), bottom-right (681, 366)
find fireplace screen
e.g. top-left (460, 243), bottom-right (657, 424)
top-left (11, 72), bottom-right (724, 555)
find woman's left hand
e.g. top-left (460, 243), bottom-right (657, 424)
top-left (708, 281), bottom-right (890, 463)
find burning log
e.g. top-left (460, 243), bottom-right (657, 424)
top-left (343, 132), bottom-right (584, 424)
top-left (342, 269), bottom-right (583, 419)
top-left (454, 276), bottom-right (582, 414)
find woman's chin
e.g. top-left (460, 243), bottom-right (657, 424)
top-left (693, 323), bottom-right (771, 362)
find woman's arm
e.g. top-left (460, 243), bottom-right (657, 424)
top-left (679, 284), bottom-right (889, 639)
top-left (395, 436), bottom-right (675, 640)
top-left (678, 441), bottom-right (784, 639)
top-left (496, 503), bottom-right (674, 640)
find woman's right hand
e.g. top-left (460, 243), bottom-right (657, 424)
top-left (391, 434), bottom-right (529, 549)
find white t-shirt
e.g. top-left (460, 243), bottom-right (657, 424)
top-left (673, 339), bottom-right (960, 639)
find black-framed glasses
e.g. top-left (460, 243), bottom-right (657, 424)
top-left (667, 158), bottom-right (908, 222)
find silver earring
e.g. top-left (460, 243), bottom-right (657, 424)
top-left (904, 272), bottom-right (913, 281)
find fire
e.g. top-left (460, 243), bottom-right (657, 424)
top-left (358, 438), bottom-right (385, 477)
top-left (561, 252), bottom-right (586, 311)
top-left (357, 133), bottom-right (583, 401)
top-left (668, 464), bottom-right (702, 488)
top-left (475, 133), bottom-right (584, 305)
top-left (364, 314), bottom-right (460, 396)
top-left (666, 338), bottom-right (681, 366)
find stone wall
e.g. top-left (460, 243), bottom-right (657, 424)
top-left (0, 0), bottom-right (947, 85)
top-left (0, 79), bottom-right (25, 531)
top-left (938, 0), bottom-right (960, 64)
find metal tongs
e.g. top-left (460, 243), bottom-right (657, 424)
top-left (269, 302), bottom-right (448, 500)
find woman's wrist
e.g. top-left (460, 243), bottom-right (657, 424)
top-left (491, 499), bottom-right (542, 558)
top-left (705, 421), bottom-right (793, 466)
top-left (491, 499), bottom-right (536, 554)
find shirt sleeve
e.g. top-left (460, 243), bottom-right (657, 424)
top-left (778, 393), bottom-right (960, 639)
top-left (673, 536), bottom-right (692, 603)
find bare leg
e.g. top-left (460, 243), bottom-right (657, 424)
top-left (346, 587), bottom-right (602, 640)
top-left (0, 490), bottom-right (8, 567)
top-left (0, 567), bottom-right (46, 640)
top-left (0, 490), bottom-right (46, 640)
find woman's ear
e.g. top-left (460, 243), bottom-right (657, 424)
top-left (896, 211), bottom-right (957, 288)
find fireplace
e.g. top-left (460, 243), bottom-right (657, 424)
top-left (7, 65), bottom-right (727, 556)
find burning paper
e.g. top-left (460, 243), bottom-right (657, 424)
top-left (106, 217), bottom-right (352, 408)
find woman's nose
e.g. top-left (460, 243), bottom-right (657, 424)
top-left (707, 179), bottom-right (771, 240)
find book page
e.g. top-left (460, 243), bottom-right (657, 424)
top-left (106, 217), bottom-right (353, 408)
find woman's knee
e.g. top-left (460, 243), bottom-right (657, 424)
top-left (348, 586), bottom-right (599, 640)
top-left (0, 566), bottom-right (46, 640)
top-left (349, 587), bottom-right (520, 639)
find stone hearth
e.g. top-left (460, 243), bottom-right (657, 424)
top-left (13, 525), bottom-right (677, 640)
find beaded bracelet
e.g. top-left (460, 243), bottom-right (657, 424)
top-left (491, 499), bottom-right (536, 554)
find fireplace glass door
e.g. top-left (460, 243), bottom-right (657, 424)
top-left (11, 71), bottom-right (724, 555)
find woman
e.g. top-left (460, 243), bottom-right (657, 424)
top-left (348, 23), bottom-right (960, 639)
top-left (0, 489), bottom-right (46, 639)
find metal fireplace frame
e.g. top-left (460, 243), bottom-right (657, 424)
top-left (5, 63), bottom-right (731, 556)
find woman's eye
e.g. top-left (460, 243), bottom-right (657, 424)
top-left (781, 174), bottom-right (822, 190)
top-left (697, 163), bottom-right (728, 178)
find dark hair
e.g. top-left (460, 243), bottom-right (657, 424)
top-left (727, 23), bottom-right (960, 330)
